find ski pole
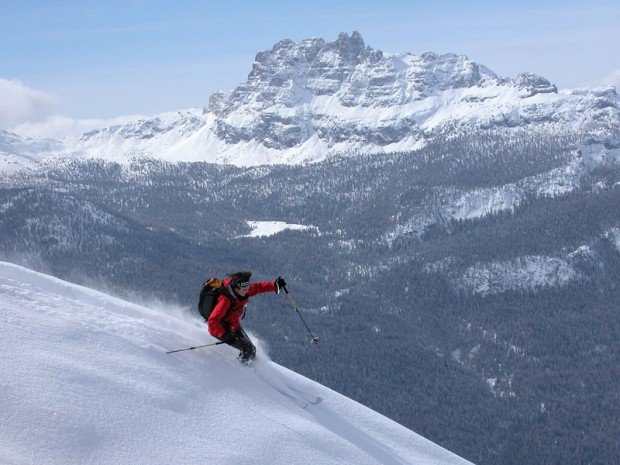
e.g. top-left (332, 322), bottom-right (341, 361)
top-left (166, 341), bottom-right (225, 354)
top-left (282, 285), bottom-right (319, 344)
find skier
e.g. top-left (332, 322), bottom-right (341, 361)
top-left (207, 270), bottom-right (286, 363)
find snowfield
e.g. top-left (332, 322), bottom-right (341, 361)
top-left (242, 220), bottom-right (317, 238)
top-left (0, 261), bottom-right (472, 465)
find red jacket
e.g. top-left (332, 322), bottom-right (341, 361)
top-left (207, 277), bottom-right (277, 338)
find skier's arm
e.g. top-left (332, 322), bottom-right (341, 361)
top-left (247, 281), bottom-right (277, 297)
top-left (207, 296), bottom-right (231, 338)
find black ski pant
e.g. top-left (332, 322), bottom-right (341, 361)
top-left (221, 327), bottom-right (256, 362)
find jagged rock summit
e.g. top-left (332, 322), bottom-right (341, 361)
top-left (206, 31), bottom-right (501, 152)
top-left (5, 32), bottom-right (619, 168)
top-left (221, 31), bottom-right (494, 113)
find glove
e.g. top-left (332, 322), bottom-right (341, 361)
top-left (222, 332), bottom-right (237, 345)
top-left (275, 276), bottom-right (287, 294)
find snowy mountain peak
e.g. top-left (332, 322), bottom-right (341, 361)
top-left (0, 261), bottom-right (472, 465)
top-left (217, 31), bottom-right (491, 116)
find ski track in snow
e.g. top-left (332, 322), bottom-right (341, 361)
top-left (0, 261), bottom-right (472, 465)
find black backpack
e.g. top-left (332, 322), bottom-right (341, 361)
top-left (197, 278), bottom-right (237, 322)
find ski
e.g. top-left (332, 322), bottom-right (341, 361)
top-left (285, 383), bottom-right (323, 404)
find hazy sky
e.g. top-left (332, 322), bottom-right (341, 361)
top-left (1, 0), bottom-right (619, 134)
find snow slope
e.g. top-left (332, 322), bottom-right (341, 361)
top-left (0, 262), bottom-right (472, 465)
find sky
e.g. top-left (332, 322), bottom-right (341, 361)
top-left (1, 0), bottom-right (619, 138)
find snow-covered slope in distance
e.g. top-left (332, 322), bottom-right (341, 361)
top-left (0, 261), bottom-right (472, 465)
top-left (13, 31), bottom-right (618, 168)
top-left (0, 130), bottom-right (61, 174)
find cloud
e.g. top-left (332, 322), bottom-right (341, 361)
top-left (0, 78), bottom-right (59, 129)
top-left (0, 77), bottom-right (145, 140)
top-left (11, 114), bottom-right (144, 140)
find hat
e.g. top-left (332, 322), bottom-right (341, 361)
top-left (230, 270), bottom-right (252, 288)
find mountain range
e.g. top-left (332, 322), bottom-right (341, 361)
top-left (2, 31), bottom-right (618, 171)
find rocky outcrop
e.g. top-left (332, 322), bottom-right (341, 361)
top-left (510, 72), bottom-right (557, 97)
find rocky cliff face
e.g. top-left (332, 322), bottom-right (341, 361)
top-left (207, 32), bottom-right (501, 151)
top-left (222, 31), bottom-right (492, 113)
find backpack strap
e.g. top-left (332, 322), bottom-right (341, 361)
top-left (212, 287), bottom-right (242, 319)
top-left (198, 278), bottom-right (238, 322)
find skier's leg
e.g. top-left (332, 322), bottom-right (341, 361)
top-left (215, 323), bottom-right (246, 356)
top-left (233, 328), bottom-right (256, 362)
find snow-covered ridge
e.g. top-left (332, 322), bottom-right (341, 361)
top-left (0, 129), bottom-right (61, 174)
top-left (6, 32), bottom-right (619, 169)
top-left (0, 261), bottom-right (472, 465)
top-left (384, 150), bottom-right (588, 243)
top-left (426, 229), bottom-right (619, 296)
top-left (424, 227), bottom-right (620, 295)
